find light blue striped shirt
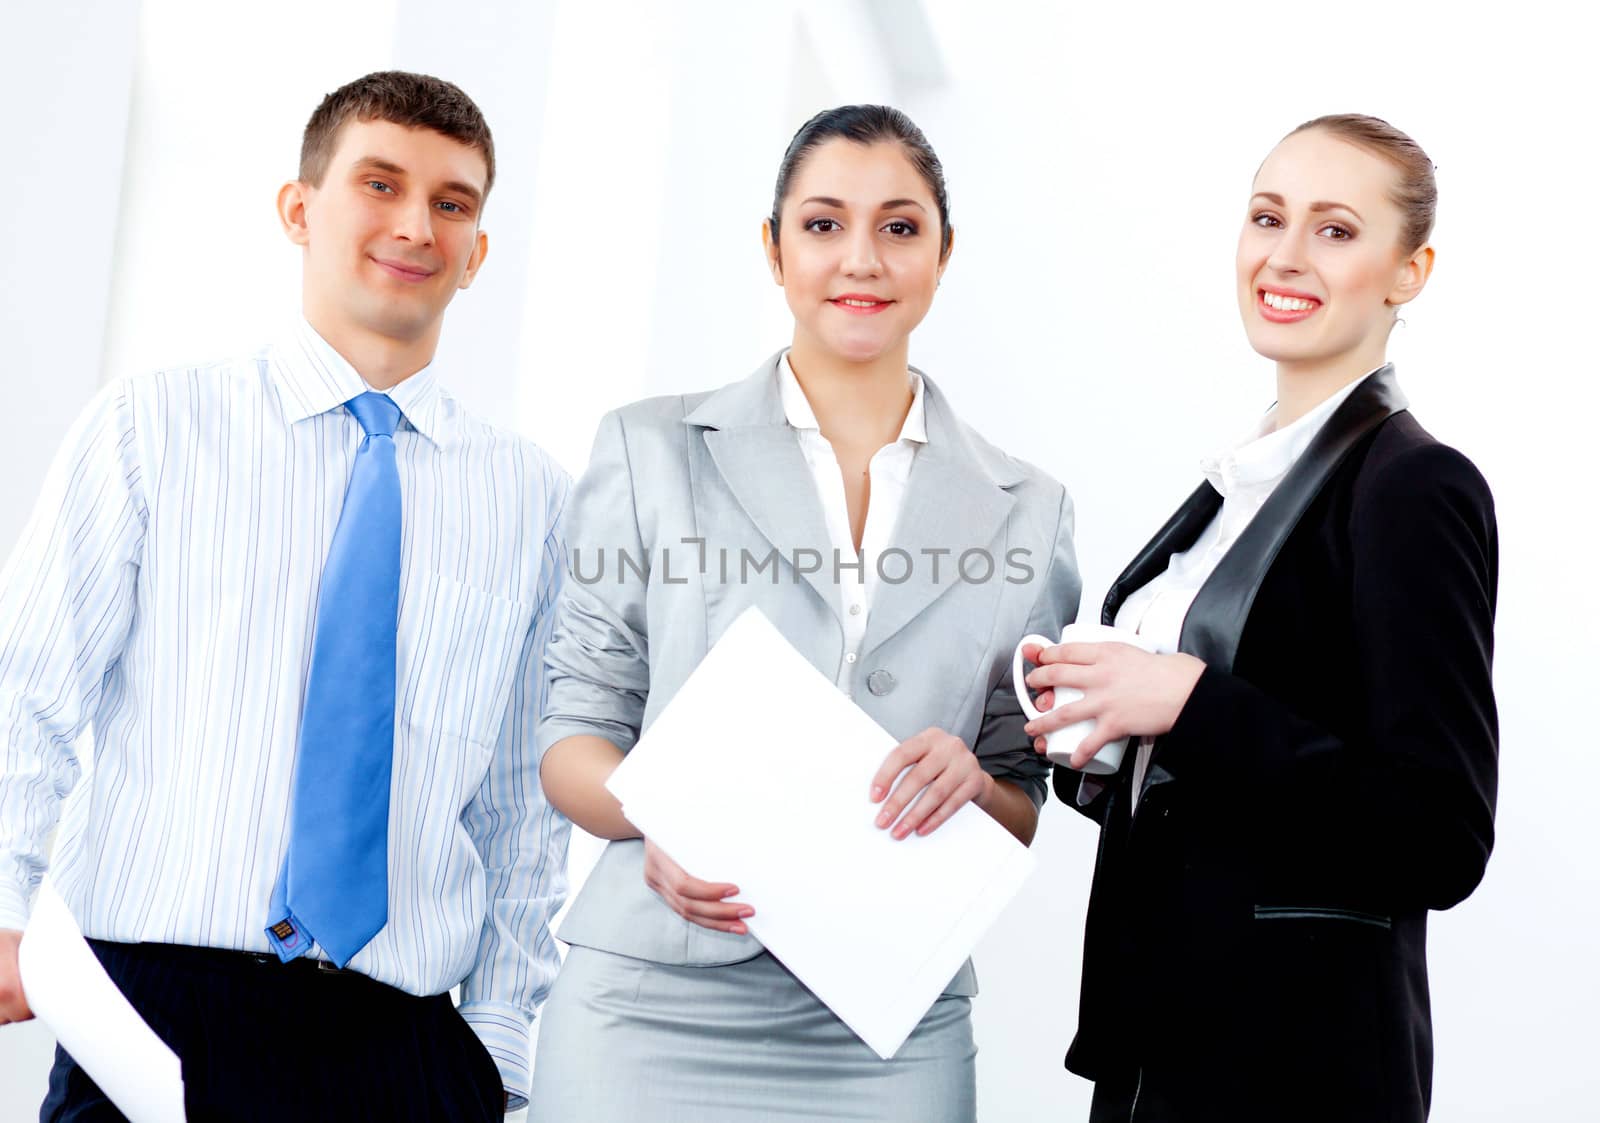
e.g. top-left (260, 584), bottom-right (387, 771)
top-left (0, 319), bottom-right (570, 1105)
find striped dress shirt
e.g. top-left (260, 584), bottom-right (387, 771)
top-left (0, 319), bottom-right (571, 1105)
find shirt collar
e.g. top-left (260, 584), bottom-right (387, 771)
top-left (776, 350), bottom-right (928, 445)
top-left (1201, 366), bottom-right (1381, 498)
top-left (272, 318), bottom-right (447, 446)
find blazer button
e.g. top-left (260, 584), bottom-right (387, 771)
top-left (867, 669), bottom-right (896, 696)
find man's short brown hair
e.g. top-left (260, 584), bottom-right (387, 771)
top-left (299, 71), bottom-right (495, 197)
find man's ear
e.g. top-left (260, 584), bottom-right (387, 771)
top-left (457, 230), bottom-right (490, 291)
top-left (761, 218), bottom-right (782, 285)
top-left (277, 181), bottom-right (311, 247)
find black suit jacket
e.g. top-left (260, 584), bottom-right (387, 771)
top-left (1056, 369), bottom-right (1499, 1122)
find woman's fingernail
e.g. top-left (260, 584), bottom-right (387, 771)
top-left (740, 907), bottom-right (754, 918)
top-left (870, 784), bottom-right (885, 801)
top-left (876, 811), bottom-right (891, 827)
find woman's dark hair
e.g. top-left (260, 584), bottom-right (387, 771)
top-left (769, 105), bottom-right (952, 257)
top-left (1287, 114), bottom-right (1436, 255)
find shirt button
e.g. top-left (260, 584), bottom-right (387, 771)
top-left (849, 603), bottom-right (862, 616)
top-left (867, 670), bottom-right (896, 696)
top-left (844, 652), bottom-right (857, 664)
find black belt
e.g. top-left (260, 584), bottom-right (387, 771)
top-left (88, 938), bottom-right (385, 986)
top-left (243, 951), bottom-right (359, 977)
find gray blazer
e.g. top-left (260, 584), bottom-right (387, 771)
top-left (538, 353), bottom-right (1081, 990)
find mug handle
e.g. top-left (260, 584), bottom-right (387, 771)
top-left (1011, 634), bottom-right (1057, 721)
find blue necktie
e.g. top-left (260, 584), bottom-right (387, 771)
top-left (267, 392), bottom-right (402, 967)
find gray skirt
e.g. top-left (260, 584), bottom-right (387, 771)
top-left (528, 946), bottom-right (976, 1122)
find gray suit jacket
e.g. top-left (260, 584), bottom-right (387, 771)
top-left (538, 353), bottom-right (1081, 990)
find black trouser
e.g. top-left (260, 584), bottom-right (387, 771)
top-left (39, 939), bottom-right (503, 1122)
top-left (1088, 1068), bottom-right (1399, 1123)
top-left (1090, 1070), bottom-right (1185, 1123)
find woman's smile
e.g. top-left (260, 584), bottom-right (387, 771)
top-left (1256, 283), bottom-right (1322, 323)
top-left (829, 292), bottom-right (895, 315)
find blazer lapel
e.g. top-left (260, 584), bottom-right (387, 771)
top-left (1099, 486), bottom-right (1217, 822)
top-left (860, 377), bottom-right (1019, 657)
top-left (689, 354), bottom-right (841, 621)
top-left (1100, 483), bottom-right (1221, 625)
top-left (1118, 367), bottom-right (1408, 803)
top-left (1178, 365), bottom-right (1407, 672)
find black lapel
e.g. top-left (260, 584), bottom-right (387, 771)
top-left (1101, 366), bottom-right (1409, 804)
top-left (1177, 365), bottom-right (1407, 673)
top-left (1101, 483), bottom-right (1222, 625)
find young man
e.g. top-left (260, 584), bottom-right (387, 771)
top-left (0, 71), bottom-right (569, 1119)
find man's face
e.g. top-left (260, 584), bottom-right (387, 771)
top-left (283, 118), bottom-right (489, 348)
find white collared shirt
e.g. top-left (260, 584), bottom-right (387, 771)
top-left (0, 319), bottom-right (570, 1104)
top-left (777, 351), bottom-right (926, 690)
top-left (1115, 369), bottom-right (1379, 801)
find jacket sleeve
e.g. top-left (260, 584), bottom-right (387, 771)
top-left (974, 484), bottom-right (1082, 809)
top-left (1159, 442), bottom-right (1499, 910)
top-left (536, 410), bottom-right (653, 758)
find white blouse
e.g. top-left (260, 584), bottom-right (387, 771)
top-left (1115, 369), bottom-right (1379, 802)
top-left (777, 351), bottom-right (926, 693)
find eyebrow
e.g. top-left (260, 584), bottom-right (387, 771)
top-left (354, 157), bottom-right (484, 207)
top-left (800, 195), bottom-right (929, 213)
top-left (1250, 191), bottom-right (1363, 222)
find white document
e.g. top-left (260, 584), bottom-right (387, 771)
top-left (607, 606), bottom-right (1037, 1059)
top-left (18, 881), bottom-right (186, 1123)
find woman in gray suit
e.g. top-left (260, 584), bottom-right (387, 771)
top-left (528, 105), bottom-right (1081, 1122)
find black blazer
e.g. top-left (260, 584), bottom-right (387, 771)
top-left (1056, 369), bottom-right (1498, 1122)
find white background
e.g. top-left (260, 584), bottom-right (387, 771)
top-left (2, 1), bottom-right (1594, 1120)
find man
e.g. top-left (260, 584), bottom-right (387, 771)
top-left (0, 71), bottom-right (569, 1119)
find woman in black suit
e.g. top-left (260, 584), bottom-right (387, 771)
top-left (1022, 115), bottom-right (1497, 1122)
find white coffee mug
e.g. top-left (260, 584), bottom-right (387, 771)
top-left (1012, 622), bottom-right (1158, 774)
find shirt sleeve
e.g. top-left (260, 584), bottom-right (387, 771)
top-left (0, 381), bottom-right (147, 929)
top-left (458, 457), bottom-right (573, 1110)
top-left (973, 483), bottom-right (1082, 808)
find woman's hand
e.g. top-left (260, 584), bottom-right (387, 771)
top-left (869, 728), bottom-right (996, 839)
top-left (641, 838), bottom-right (753, 935)
top-left (1021, 642), bottom-right (1206, 769)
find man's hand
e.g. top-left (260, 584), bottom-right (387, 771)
top-left (0, 928), bottom-right (34, 1025)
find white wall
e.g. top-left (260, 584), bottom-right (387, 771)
top-left (2, 1), bottom-right (1595, 1120)
top-left (0, 0), bottom-right (138, 556)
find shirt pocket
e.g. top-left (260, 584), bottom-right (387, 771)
top-left (398, 569), bottom-right (534, 749)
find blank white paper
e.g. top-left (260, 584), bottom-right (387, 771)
top-left (607, 606), bottom-right (1037, 1059)
top-left (18, 880), bottom-right (186, 1123)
